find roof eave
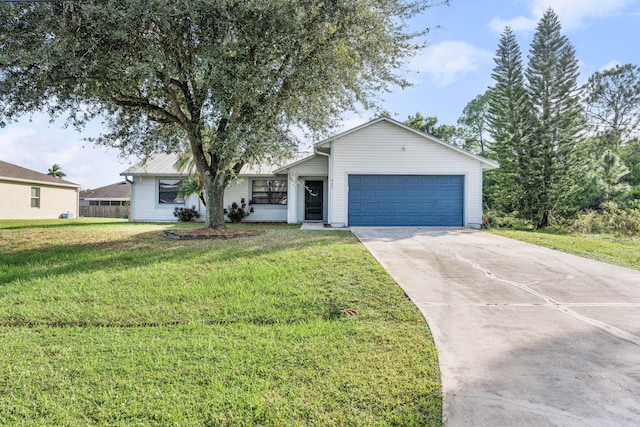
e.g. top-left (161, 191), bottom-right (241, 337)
top-left (0, 176), bottom-right (81, 188)
top-left (315, 116), bottom-right (499, 168)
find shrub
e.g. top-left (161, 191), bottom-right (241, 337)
top-left (224, 198), bottom-right (253, 223)
top-left (572, 203), bottom-right (640, 235)
top-left (484, 210), bottom-right (534, 230)
top-left (173, 206), bottom-right (201, 222)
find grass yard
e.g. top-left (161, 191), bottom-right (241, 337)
top-left (0, 219), bottom-right (441, 426)
top-left (490, 228), bottom-right (640, 271)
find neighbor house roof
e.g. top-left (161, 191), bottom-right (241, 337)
top-left (315, 117), bottom-right (499, 170)
top-left (80, 181), bottom-right (131, 201)
top-left (120, 152), bottom-right (315, 177)
top-left (0, 160), bottom-right (80, 188)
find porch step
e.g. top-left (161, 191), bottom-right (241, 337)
top-left (300, 222), bottom-right (350, 231)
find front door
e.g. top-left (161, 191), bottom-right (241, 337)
top-left (304, 181), bottom-right (323, 221)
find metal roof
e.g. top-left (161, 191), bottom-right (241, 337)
top-left (120, 152), bottom-right (315, 177)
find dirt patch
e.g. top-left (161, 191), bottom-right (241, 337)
top-left (163, 228), bottom-right (265, 240)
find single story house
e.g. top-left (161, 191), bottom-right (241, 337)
top-left (121, 117), bottom-right (498, 227)
top-left (79, 181), bottom-right (130, 207)
top-left (79, 181), bottom-right (131, 218)
top-left (0, 159), bottom-right (81, 219)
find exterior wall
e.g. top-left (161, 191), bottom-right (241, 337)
top-left (287, 155), bottom-right (329, 176)
top-left (329, 120), bottom-right (485, 227)
top-left (223, 178), bottom-right (285, 222)
top-left (129, 176), bottom-right (200, 222)
top-left (130, 175), bottom-right (287, 223)
top-left (0, 180), bottom-right (78, 219)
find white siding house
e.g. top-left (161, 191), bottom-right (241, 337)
top-left (121, 117), bottom-right (497, 227)
top-left (317, 119), bottom-right (491, 228)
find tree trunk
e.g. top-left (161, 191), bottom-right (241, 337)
top-left (536, 211), bottom-right (549, 229)
top-left (203, 175), bottom-right (227, 229)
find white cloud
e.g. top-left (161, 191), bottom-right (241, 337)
top-left (599, 60), bottom-right (622, 71)
top-left (489, 16), bottom-right (537, 33)
top-left (0, 114), bottom-right (132, 189)
top-left (490, 0), bottom-right (634, 33)
top-left (411, 41), bottom-right (493, 87)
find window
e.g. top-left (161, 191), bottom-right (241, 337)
top-left (89, 201), bottom-right (99, 206)
top-left (158, 179), bottom-right (185, 204)
top-left (31, 187), bottom-right (40, 208)
top-left (252, 179), bottom-right (287, 205)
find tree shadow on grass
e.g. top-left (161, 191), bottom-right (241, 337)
top-left (0, 219), bottom-right (129, 231)
top-left (0, 227), bottom-right (360, 288)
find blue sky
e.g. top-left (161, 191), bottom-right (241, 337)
top-left (2, 0), bottom-right (639, 189)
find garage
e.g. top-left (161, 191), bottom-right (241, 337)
top-left (348, 175), bottom-right (464, 226)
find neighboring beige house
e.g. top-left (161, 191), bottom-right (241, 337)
top-left (79, 181), bottom-right (130, 218)
top-left (0, 160), bottom-right (81, 219)
top-left (122, 117), bottom-right (498, 227)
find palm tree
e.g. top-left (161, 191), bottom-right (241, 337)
top-left (174, 152), bottom-right (206, 206)
top-left (47, 163), bottom-right (66, 179)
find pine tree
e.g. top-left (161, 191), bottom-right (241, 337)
top-left (487, 27), bottom-right (533, 216)
top-left (525, 8), bottom-right (585, 227)
top-left (583, 64), bottom-right (640, 154)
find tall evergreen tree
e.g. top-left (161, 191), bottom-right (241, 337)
top-left (487, 27), bottom-right (533, 215)
top-left (525, 8), bottom-right (585, 227)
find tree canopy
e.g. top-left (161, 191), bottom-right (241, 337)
top-left (404, 112), bottom-right (459, 142)
top-left (457, 91), bottom-right (491, 155)
top-left (583, 64), bottom-right (640, 152)
top-left (0, 0), bottom-right (444, 228)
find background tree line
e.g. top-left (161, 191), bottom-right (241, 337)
top-left (404, 8), bottom-right (640, 232)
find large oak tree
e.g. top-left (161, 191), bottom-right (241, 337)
top-left (0, 0), bottom-right (443, 228)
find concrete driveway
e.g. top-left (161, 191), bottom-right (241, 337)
top-left (351, 227), bottom-right (640, 426)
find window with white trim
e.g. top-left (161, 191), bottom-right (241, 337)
top-left (251, 179), bottom-right (287, 205)
top-left (31, 187), bottom-right (40, 208)
top-left (158, 179), bottom-right (185, 204)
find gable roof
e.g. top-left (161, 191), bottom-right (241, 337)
top-left (120, 152), bottom-right (315, 177)
top-left (272, 153), bottom-right (320, 174)
top-left (0, 160), bottom-right (80, 188)
top-left (80, 181), bottom-right (131, 201)
top-left (315, 117), bottom-right (499, 170)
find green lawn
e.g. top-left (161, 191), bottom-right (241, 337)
top-left (490, 228), bottom-right (640, 271)
top-left (0, 219), bottom-right (441, 426)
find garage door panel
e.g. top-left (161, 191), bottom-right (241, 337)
top-left (348, 175), bottom-right (463, 226)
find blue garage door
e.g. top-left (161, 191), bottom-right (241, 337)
top-left (348, 175), bottom-right (464, 226)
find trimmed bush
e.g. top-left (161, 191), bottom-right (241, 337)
top-left (173, 206), bottom-right (201, 222)
top-left (224, 199), bottom-right (253, 223)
